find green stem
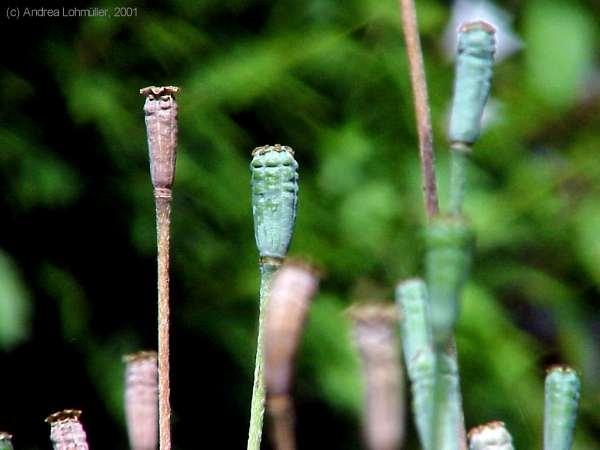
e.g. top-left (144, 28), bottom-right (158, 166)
top-left (431, 348), bottom-right (463, 450)
top-left (448, 146), bottom-right (470, 215)
top-left (247, 262), bottom-right (280, 450)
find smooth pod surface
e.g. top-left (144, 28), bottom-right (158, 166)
top-left (251, 145), bottom-right (299, 260)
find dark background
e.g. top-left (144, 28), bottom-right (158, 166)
top-left (2, 0), bottom-right (600, 448)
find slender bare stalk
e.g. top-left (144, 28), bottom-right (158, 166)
top-left (140, 85), bottom-right (180, 450)
top-left (45, 410), bottom-right (89, 450)
top-left (249, 145), bottom-right (299, 450)
top-left (398, 0), bottom-right (439, 220)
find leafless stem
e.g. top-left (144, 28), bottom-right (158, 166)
top-left (398, 0), bottom-right (439, 220)
top-left (156, 193), bottom-right (172, 450)
top-left (268, 396), bottom-right (296, 450)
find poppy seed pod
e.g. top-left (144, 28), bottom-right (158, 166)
top-left (544, 365), bottom-right (581, 450)
top-left (264, 262), bottom-right (319, 397)
top-left (348, 304), bottom-right (404, 450)
top-left (45, 410), bottom-right (89, 450)
top-left (468, 421), bottom-right (514, 450)
top-left (124, 351), bottom-right (158, 450)
top-left (251, 145), bottom-right (299, 261)
top-left (0, 432), bottom-right (14, 450)
top-left (140, 86), bottom-right (180, 198)
top-left (449, 21), bottom-right (496, 145)
top-left (425, 214), bottom-right (473, 346)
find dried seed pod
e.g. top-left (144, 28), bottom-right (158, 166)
top-left (468, 421), bottom-right (514, 450)
top-left (124, 351), bottom-right (158, 450)
top-left (140, 86), bottom-right (180, 198)
top-left (449, 21), bottom-right (496, 144)
top-left (544, 365), bottom-right (581, 450)
top-left (250, 145), bottom-right (299, 261)
top-left (46, 410), bottom-right (89, 450)
top-left (0, 432), bottom-right (14, 450)
top-left (425, 214), bottom-right (474, 346)
top-left (348, 304), bottom-right (404, 450)
top-left (265, 262), bottom-right (319, 396)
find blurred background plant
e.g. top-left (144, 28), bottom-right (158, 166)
top-left (1, 0), bottom-right (600, 448)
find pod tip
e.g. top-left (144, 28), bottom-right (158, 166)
top-left (139, 86), bottom-right (181, 96)
top-left (252, 144), bottom-right (295, 156)
top-left (123, 350), bottom-right (158, 363)
top-left (45, 409), bottom-right (82, 424)
top-left (459, 20), bottom-right (496, 34)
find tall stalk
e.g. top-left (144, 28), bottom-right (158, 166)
top-left (398, 0), bottom-right (439, 220)
top-left (140, 85), bottom-right (180, 450)
top-left (248, 145), bottom-right (299, 450)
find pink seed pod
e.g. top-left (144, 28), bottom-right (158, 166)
top-left (45, 410), bottom-right (89, 450)
top-left (265, 262), bottom-right (320, 397)
top-left (139, 86), bottom-right (180, 198)
top-left (124, 351), bottom-right (158, 450)
top-left (348, 304), bottom-right (404, 450)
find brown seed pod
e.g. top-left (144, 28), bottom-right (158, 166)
top-left (124, 351), bottom-right (158, 450)
top-left (264, 261), bottom-right (319, 397)
top-left (45, 410), bottom-right (89, 450)
top-left (348, 303), bottom-right (404, 450)
top-left (140, 86), bottom-right (180, 198)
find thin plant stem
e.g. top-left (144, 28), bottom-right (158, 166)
top-left (398, 0), bottom-right (439, 220)
top-left (140, 86), bottom-right (180, 450)
top-left (268, 396), bottom-right (296, 450)
top-left (448, 145), bottom-right (470, 215)
top-left (156, 194), bottom-right (172, 450)
top-left (248, 261), bottom-right (280, 450)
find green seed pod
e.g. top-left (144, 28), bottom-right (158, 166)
top-left (449, 21), bottom-right (496, 145)
top-left (425, 214), bottom-right (474, 346)
top-left (395, 279), bottom-right (434, 450)
top-left (250, 145), bottom-right (299, 260)
top-left (468, 421), bottom-right (514, 450)
top-left (544, 365), bottom-right (581, 450)
top-left (395, 279), bottom-right (432, 370)
top-left (410, 348), bottom-right (436, 450)
top-left (0, 432), bottom-right (14, 450)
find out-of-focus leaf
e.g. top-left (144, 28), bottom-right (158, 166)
top-left (0, 250), bottom-right (31, 350)
top-left (525, 0), bottom-right (596, 108)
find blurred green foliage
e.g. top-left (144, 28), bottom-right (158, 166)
top-left (1, 0), bottom-right (600, 448)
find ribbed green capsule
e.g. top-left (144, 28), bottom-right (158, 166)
top-left (251, 145), bottom-right (299, 260)
top-left (425, 215), bottom-right (474, 346)
top-left (449, 21), bottom-right (496, 144)
top-left (544, 366), bottom-right (581, 450)
top-left (0, 433), bottom-right (14, 450)
top-left (468, 421), bottom-right (515, 450)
